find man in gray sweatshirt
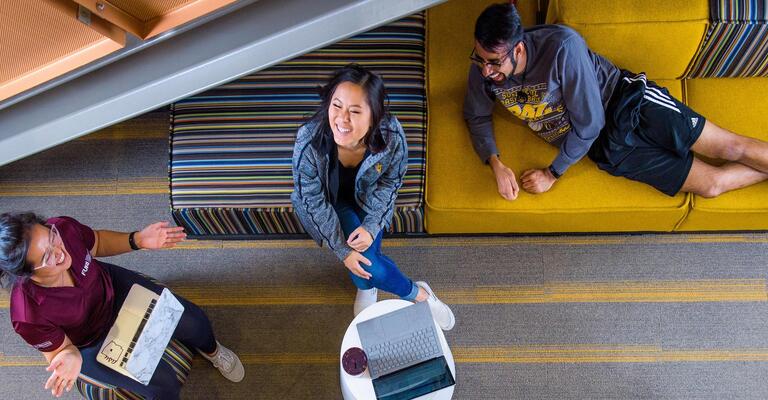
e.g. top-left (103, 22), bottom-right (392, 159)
top-left (465, 3), bottom-right (768, 199)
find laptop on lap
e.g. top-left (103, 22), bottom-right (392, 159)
top-left (97, 284), bottom-right (184, 385)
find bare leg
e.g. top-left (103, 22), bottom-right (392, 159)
top-left (692, 120), bottom-right (768, 173)
top-left (681, 157), bottom-right (768, 198)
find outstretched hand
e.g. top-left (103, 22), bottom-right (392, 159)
top-left (136, 221), bottom-right (187, 249)
top-left (521, 167), bottom-right (557, 194)
top-left (44, 346), bottom-right (81, 398)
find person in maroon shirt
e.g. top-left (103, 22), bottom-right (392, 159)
top-left (0, 213), bottom-right (244, 398)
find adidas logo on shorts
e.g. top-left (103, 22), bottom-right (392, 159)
top-left (691, 117), bottom-right (699, 128)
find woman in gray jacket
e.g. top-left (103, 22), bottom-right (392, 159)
top-left (292, 64), bottom-right (454, 330)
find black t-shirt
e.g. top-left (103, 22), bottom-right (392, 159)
top-left (328, 145), bottom-right (371, 205)
top-left (338, 161), bottom-right (362, 205)
top-left (328, 144), bottom-right (368, 206)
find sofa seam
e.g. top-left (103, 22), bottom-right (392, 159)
top-left (564, 18), bottom-right (710, 26)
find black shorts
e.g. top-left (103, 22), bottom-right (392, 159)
top-left (588, 71), bottom-right (706, 196)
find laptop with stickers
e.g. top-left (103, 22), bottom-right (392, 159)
top-left (97, 284), bottom-right (184, 385)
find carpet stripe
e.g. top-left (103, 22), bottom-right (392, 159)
top-left (452, 346), bottom-right (768, 363)
top-left (155, 279), bottom-right (768, 305)
top-left (3, 279), bottom-right (763, 308)
top-left (77, 130), bottom-right (167, 141)
top-left (167, 234), bottom-right (768, 250)
top-left (78, 131), bottom-right (167, 141)
top-left (0, 179), bottom-right (167, 196)
top-left (6, 346), bottom-right (768, 366)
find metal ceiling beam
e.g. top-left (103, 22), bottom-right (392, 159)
top-left (0, 0), bottom-right (446, 166)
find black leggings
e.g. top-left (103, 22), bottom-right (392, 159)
top-left (78, 263), bottom-right (216, 399)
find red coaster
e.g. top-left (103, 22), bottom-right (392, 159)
top-left (342, 347), bottom-right (368, 376)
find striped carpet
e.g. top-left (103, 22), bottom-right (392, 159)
top-left (3, 111), bottom-right (768, 399)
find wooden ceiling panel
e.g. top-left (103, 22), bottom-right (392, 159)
top-left (74, 0), bottom-right (238, 38)
top-left (1, 0), bottom-right (237, 101)
top-left (108, 0), bottom-right (197, 22)
top-left (0, 0), bottom-right (125, 101)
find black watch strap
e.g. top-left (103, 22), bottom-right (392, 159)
top-left (128, 231), bottom-right (141, 251)
top-left (548, 165), bottom-right (562, 179)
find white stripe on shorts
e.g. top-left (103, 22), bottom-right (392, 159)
top-left (623, 74), bottom-right (681, 113)
top-left (644, 88), bottom-right (678, 109)
top-left (643, 94), bottom-right (681, 113)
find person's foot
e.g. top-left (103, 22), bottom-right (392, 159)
top-left (354, 288), bottom-right (378, 316)
top-left (200, 341), bottom-right (245, 382)
top-left (415, 281), bottom-right (455, 331)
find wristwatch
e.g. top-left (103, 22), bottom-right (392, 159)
top-left (548, 165), bottom-right (562, 179)
top-left (128, 231), bottom-right (141, 251)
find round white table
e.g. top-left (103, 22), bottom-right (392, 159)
top-left (339, 299), bottom-right (456, 400)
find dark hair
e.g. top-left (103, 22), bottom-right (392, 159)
top-left (0, 212), bottom-right (45, 287)
top-left (475, 3), bottom-right (524, 52)
top-left (308, 63), bottom-right (389, 153)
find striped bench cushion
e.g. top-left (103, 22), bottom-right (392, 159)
top-left (75, 339), bottom-right (193, 400)
top-left (686, 0), bottom-right (768, 77)
top-left (170, 14), bottom-right (427, 237)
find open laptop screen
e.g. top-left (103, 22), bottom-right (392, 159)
top-left (372, 355), bottom-right (455, 400)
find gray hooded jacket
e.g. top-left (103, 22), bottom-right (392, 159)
top-left (291, 115), bottom-right (408, 261)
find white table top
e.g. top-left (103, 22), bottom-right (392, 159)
top-left (339, 299), bottom-right (455, 400)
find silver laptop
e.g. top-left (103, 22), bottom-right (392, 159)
top-left (97, 284), bottom-right (184, 385)
top-left (357, 301), bottom-right (443, 379)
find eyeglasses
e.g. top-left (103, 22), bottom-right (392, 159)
top-left (469, 47), bottom-right (514, 70)
top-left (34, 225), bottom-right (63, 270)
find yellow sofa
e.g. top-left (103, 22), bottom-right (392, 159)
top-left (425, 0), bottom-right (768, 234)
top-left (679, 77), bottom-right (768, 230)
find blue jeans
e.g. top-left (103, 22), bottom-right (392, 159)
top-left (334, 201), bottom-right (419, 301)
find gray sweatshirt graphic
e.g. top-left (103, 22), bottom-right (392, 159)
top-left (464, 25), bottom-right (620, 176)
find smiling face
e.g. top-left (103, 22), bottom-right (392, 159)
top-left (328, 81), bottom-right (373, 149)
top-left (25, 224), bottom-right (71, 282)
top-left (473, 40), bottom-right (520, 84)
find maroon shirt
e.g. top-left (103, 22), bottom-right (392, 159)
top-left (10, 216), bottom-right (115, 352)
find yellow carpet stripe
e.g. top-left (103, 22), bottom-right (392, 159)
top-left (169, 234), bottom-right (768, 251)
top-left (0, 356), bottom-right (46, 367)
top-left (4, 279), bottom-right (762, 308)
top-left (75, 113), bottom-right (168, 141)
top-left (77, 131), bottom-right (167, 141)
top-left (0, 179), bottom-right (167, 196)
top-left (174, 279), bottom-right (768, 305)
top-left (451, 346), bottom-right (768, 363)
top-left (6, 346), bottom-right (768, 367)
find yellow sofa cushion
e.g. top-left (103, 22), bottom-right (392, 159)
top-left (548, 0), bottom-right (709, 80)
top-left (425, 0), bottom-right (689, 234)
top-left (548, 0), bottom-right (708, 24)
top-left (677, 78), bottom-right (768, 231)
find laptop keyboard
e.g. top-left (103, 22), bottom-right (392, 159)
top-left (367, 326), bottom-right (441, 377)
top-left (120, 298), bottom-right (157, 367)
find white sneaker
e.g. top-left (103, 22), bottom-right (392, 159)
top-left (415, 281), bottom-right (455, 331)
top-left (354, 288), bottom-right (378, 316)
top-left (200, 341), bottom-right (245, 382)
